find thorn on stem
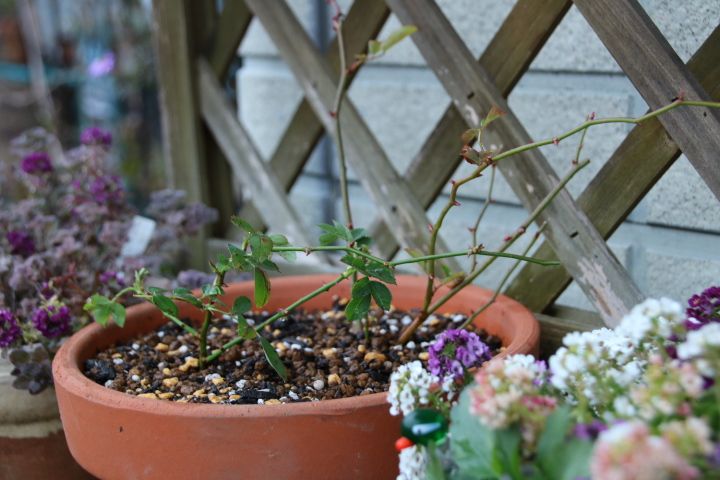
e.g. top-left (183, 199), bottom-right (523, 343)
top-left (329, 110), bottom-right (337, 118)
top-left (453, 200), bottom-right (461, 207)
top-left (427, 223), bottom-right (434, 233)
top-left (552, 137), bottom-right (560, 146)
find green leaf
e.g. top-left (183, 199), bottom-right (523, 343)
top-left (269, 234), bottom-right (289, 246)
top-left (367, 39), bottom-right (382, 55)
top-left (351, 276), bottom-right (372, 298)
top-left (461, 128), bottom-right (481, 145)
top-left (84, 294), bottom-right (126, 327)
top-left (232, 296), bottom-right (252, 315)
top-left (228, 244), bottom-right (253, 271)
top-left (152, 294), bottom-right (179, 318)
top-left (340, 255), bottom-right (397, 285)
top-left (172, 288), bottom-right (203, 308)
top-left (536, 406), bottom-right (592, 480)
top-left (345, 293), bottom-right (371, 321)
top-left (258, 335), bottom-right (287, 381)
top-left (495, 427), bottom-right (523, 479)
top-left (231, 216), bottom-right (256, 234)
top-left (254, 268), bottom-right (270, 308)
top-left (369, 281), bottom-right (392, 310)
top-left (259, 259), bottom-right (280, 272)
top-left (235, 314), bottom-right (257, 340)
top-left (278, 250), bottom-right (297, 262)
top-left (249, 234), bottom-right (273, 261)
top-left (379, 25), bottom-right (417, 53)
top-left (201, 284), bottom-right (223, 297)
top-left (449, 388), bottom-right (499, 478)
top-left (481, 106), bottom-right (506, 128)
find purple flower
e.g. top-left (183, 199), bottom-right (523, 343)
top-left (6, 230), bottom-right (36, 257)
top-left (686, 285), bottom-right (720, 330)
top-left (80, 126), bottom-right (113, 147)
top-left (573, 419), bottom-right (608, 440)
top-left (428, 329), bottom-right (491, 380)
top-left (31, 305), bottom-right (72, 339)
top-left (20, 152), bottom-right (53, 174)
top-left (177, 269), bottom-right (215, 289)
top-left (0, 309), bottom-right (22, 347)
top-left (88, 174), bottom-right (124, 205)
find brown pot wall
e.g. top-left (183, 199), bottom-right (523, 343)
top-left (53, 275), bottom-right (539, 480)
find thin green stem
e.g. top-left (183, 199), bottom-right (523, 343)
top-left (470, 165), bottom-right (496, 270)
top-left (492, 100), bottom-right (720, 164)
top-left (461, 224), bottom-right (547, 328)
top-left (272, 245), bottom-right (385, 264)
top-left (331, 15), bottom-right (354, 229)
top-left (199, 271), bottom-right (225, 367)
top-left (205, 269), bottom-right (355, 363)
top-left (389, 249), bottom-right (559, 267)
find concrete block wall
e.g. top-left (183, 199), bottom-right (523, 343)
top-left (235, 0), bottom-right (720, 311)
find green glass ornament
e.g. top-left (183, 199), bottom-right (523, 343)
top-left (401, 409), bottom-right (448, 446)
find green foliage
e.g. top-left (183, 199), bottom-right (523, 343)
top-left (258, 335), bottom-right (288, 382)
top-left (369, 281), bottom-right (392, 310)
top-left (340, 254), bottom-right (396, 284)
top-left (152, 294), bottom-right (179, 318)
top-left (364, 25), bottom-right (418, 59)
top-left (84, 294), bottom-right (126, 327)
top-left (254, 268), bottom-right (270, 308)
top-left (318, 221), bottom-right (370, 247)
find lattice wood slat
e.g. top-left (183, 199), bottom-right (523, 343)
top-left (575, 0), bottom-right (720, 203)
top-left (207, 1), bottom-right (252, 78)
top-left (198, 60), bottom-right (318, 248)
top-left (506, 25), bottom-right (720, 310)
top-left (387, 0), bottom-right (643, 325)
top-left (369, 0), bottom-right (572, 258)
top-left (237, 0), bottom-right (389, 233)
top-left (245, 0), bottom-right (461, 271)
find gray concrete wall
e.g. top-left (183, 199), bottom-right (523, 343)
top-left (235, 0), bottom-right (720, 310)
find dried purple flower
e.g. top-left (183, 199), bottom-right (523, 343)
top-left (31, 304), bottom-right (72, 339)
top-left (686, 286), bottom-right (720, 330)
top-left (20, 151), bottom-right (53, 174)
top-left (6, 230), bottom-right (36, 257)
top-left (0, 309), bottom-right (22, 347)
top-left (88, 174), bottom-right (124, 205)
top-left (177, 269), bottom-right (215, 289)
top-left (80, 126), bottom-right (113, 147)
top-left (573, 419), bottom-right (608, 440)
top-left (428, 329), bottom-right (491, 380)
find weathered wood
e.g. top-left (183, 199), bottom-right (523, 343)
top-left (151, 0), bottom-right (208, 267)
top-left (387, 0), bottom-right (642, 325)
top-left (535, 306), bottom-right (604, 358)
top-left (370, 0), bottom-right (571, 257)
top-left (574, 0), bottom-right (720, 203)
top-left (197, 60), bottom-right (316, 248)
top-left (237, 0), bottom-right (389, 232)
top-left (208, 1), bottom-right (253, 78)
top-left (246, 0), bottom-right (459, 270)
top-left (505, 25), bottom-right (720, 311)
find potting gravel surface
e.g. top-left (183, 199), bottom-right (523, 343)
top-left (84, 298), bottom-right (502, 405)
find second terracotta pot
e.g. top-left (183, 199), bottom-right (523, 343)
top-left (53, 275), bottom-right (539, 479)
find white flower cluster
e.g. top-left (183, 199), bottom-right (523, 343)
top-left (677, 322), bottom-right (720, 377)
top-left (397, 446), bottom-right (425, 480)
top-left (387, 361), bottom-right (437, 416)
top-left (617, 297), bottom-right (684, 346)
top-left (549, 327), bottom-right (640, 414)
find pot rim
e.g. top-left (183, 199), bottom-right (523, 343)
top-left (53, 274), bottom-right (538, 419)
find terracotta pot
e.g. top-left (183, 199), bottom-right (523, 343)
top-left (54, 275), bottom-right (539, 480)
top-left (0, 356), bottom-right (93, 480)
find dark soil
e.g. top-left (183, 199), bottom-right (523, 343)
top-left (84, 297), bottom-right (502, 405)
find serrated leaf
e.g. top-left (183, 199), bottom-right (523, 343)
top-left (278, 250), bottom-right (297, 262)
top-left (228, 244), bottom-right (253, 271)
top-left (340, 255), bottom-right (397, 285)
top-left (258, 335), bottom-right (287, 381)
top-left (249, 234), bottom-right (273, 261)
top-left (235, 314), bottom-right (257, 340)
top-left (84, 294), bottom-right (126, 327)
top-left (319, 232), bottom-right (338, 246)
top-left (254, 268), bottom-right (270, 307)
top-left (201, 284), bottom-right (223, 297)
top-left (110, 302), bottom-right (126, 327)
top-left (379, 25), bottom-right (417, 53)
top-left (152, 294), bottom-right (179, 318)
top-left (345, 294), bottom-right (370, 321)
top-left (147, 286), bottom-right (165, 295)
top-left (370, 281), bottom-right (392, 310)
top-left (269, 234), bottom-right (289, 246)
top-left (172, 288), bottom-right (203, 308)
top-left (231, 216), bottom-right (256, 234)
top-left (351, 276), bottom-right (372, 298)
top-left (260, 259), bottom-right (280, 272)
top-left (232, 296), bottom-right (252, 315)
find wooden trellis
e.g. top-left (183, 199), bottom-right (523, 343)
top-left (151, 0), bottom-right (720, 355)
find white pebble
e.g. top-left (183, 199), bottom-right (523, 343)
top-left (131, 374), bottom-right (141, 382)
top-left (246, 318), bottom-right (255, 326)
top-left (258, 388), bottom-right (270, 393)
top-left (406, 341), bottom-right (416, 349)
top-left (290, 344), bottom-right (302, 350)
top-left (104, 380), bottom-right (113, 388)
top-left (235, 379), bottom-right (247, 389)
top-left (379, 329), bottom-right (387, 335)
top-left (157, 331), bottom-right (165, 338)
top-left (157, 362), bottom-right (166, 369)
top-left (112, 358), bottom-right (124, 365)
top-left (257, 399), bottom-right (264, 405)
top-left (178, 345), bottom-right (189, 354)
top-left (390, 325), bottom-right (398, 333)
top-left (312, 379), bottom-right (325, 391)
top-left (235, 361), bottom-right (242, 367)
top-left (304, 348), bottom-right (313, 353)
top-left (452, 314), bottom-right (465, 323)
top-left (343, 356), bottom-right (352, 363)
top-left (132, 343), bottom-right (140, 350)
top-left (204, 373), bottom-right (221, 382)
top-left (401, 315), bottom-right (413, 326)
top-left (423, 315), bottom-right (438, 325)
top-left (288, 391), bottom-right (299, 401)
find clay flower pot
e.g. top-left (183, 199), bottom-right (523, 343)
top-left (0, 357), bottom-right (92, 480)
top-left (53, 275), bottom-right (539, 479)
